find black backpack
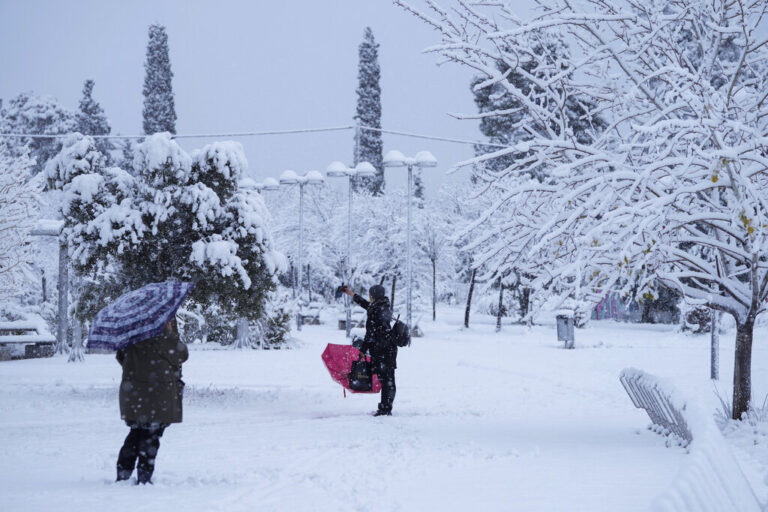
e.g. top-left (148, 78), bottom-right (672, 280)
top-left (390, 315), bottom-right (411, 347)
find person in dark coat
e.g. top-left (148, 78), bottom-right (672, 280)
top-left (343, 284), bottom-right (396, 416)
top-left (115, 319), bottom-right (188, 484)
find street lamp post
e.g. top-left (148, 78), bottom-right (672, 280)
top-left (279, 169), bottom-right (325, 331)
top-left (382, 150), bottom-right (437, 329)
top-left (326, 160), bottom-right (376, 337)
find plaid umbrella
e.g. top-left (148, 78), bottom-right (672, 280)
top-left (87, 281), bottom-right (195, 351)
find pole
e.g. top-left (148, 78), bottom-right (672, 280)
top-left (345, 176), bottom-right (352, 337)
top-left (407, 164), bottom-right (413, 328)
top-left (56, 241), bottom-right (69, 354)
top-left (297, 183), bottom-right (304, 332)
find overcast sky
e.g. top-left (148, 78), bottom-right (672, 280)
top-left (3, 1), bottom-right (763, 195)
top-left (1, 0), bottom-right (530, 194)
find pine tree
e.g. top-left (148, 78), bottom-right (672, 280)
top-left (353, 27), bottom-right (384, 195)
top-left (77, 79), bottom-right (113, 160)
top-left (116, 137), bottom-right (136, 173)
top-left (142, 24), bottom-right (177, 135)
top-left (471, 41), bottom-right (606, 181)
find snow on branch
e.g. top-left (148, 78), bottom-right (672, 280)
top-left (400, 0), bottom-right (768, 320)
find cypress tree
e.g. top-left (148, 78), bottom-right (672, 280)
top-left (142, 24), bottom-right (177, 135)
top-left (77, 79), bottom-right (113, 159)
top-left (353, 27), bottom-right (384, 195)
top-left (471, 42), bottom-right (606, 182)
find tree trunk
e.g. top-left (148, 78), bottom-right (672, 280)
top-left (68, 321), bottom-right (85, 362)
top-left (55, 242), bottom-right (69, 355)
top-left (464, 268), bottom-right (477, 328)
top-left (307, 264), bottom-right (312, 302)
top-left (496, 277), bottom-right (504, 333)
top-left (390, 275), bottom-right (397, 308)
top-left (432, 258), bottom-right (437, 321)
top-left (711, 310), bottom-right (719, 380)
top-left (732, 318), bottom-right (754, 420)
top-left (525, 288), bottom-right (533, 327)
top-left (234, 317), bottom-right (251, 350)
top-left (641, 301), bottom-right (652, 323)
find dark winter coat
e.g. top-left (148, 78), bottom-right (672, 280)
top-left (353, 294), bottom-right (396, 369)
top-left (117, 332), bottom-right (188, 424)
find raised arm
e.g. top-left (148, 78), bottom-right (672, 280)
top-left (344, 286), bottom-right (370, 311)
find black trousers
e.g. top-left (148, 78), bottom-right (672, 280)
top-left (116, 422), bottom-right (167, 483)
top-left (377, 360), bottom-right (396, 413)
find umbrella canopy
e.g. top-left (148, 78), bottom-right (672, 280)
top-left (87, 281), bottom-right (195, 351)
top-left (321, 343), bottom-right (381, 394)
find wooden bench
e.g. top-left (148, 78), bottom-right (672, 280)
top-left (0, 320), bottom-right (56, 361)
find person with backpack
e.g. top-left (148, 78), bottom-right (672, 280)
top-left (343, 284), bottom-right (397, 416)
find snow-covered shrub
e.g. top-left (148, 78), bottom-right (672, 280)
top-left (262, 302), bottom-right (293, 349)
top-left (47, 133), bottom-right (283, 339)
top-left (679, 304), bottom-right (712, 334)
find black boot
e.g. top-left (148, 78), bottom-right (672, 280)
top-left (136, 470), bottom-right (153, 485)
top-left (373, 403), bottom-right (392, 416)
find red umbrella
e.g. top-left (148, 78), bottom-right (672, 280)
top-left (321, 343), bottom-right (381, 394)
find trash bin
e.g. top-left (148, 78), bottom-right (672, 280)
top-left (556, 315), bottom-right (574, 349)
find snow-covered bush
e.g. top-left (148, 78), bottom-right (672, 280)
top-left (47, 133), bottom-right (284, 340)
top-left (400, 0), bottom-right (768, 419)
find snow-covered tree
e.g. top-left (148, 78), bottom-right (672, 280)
top-left (47, 134), bottom-right (282, 340)
top-left (0, 92), bottom-right (77, 175)
top-left (398, 0), bottom-right (768, 419)
top-left (0, 142), bottom-right (40, 300)
top-left (415, 192), bottom-right (460, 320)
top-left (143, 24), bottom-right (176, 135)
top-left (76, 79), bottom-right (112, 158)
top-left (354, 28), bottom-right (384, 195)
top-left (116, 137), bottom-right (136, 173)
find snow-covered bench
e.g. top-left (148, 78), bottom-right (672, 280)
top-left (620, 368), bottom-right (763, 512)
top-left (338, 310), bottom-right (365, 330)
top-left (0, 320), bottom-right (56, 361)
top-left (300, 302), bottom-right (324, 325)
top-left (620, 368), bottom-right (692, 445)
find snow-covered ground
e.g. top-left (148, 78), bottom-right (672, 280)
top-left (1, 308), bottom-right (766, 512)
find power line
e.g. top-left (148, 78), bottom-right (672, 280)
top-left (0, 125), bottom-right (356, 140)
top-left (359, 125), bottom-right (509, 149)
top-left (0, 124), bottom-right (512, 149)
